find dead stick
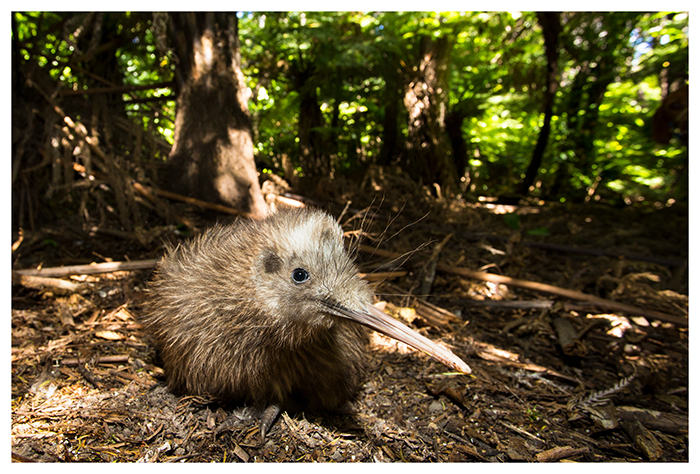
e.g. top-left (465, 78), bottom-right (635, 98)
top-left (12, 273), bottom-right (86, 292)
top-left (473, 341), bottom-right (579, 383)
top-left (418, 232), bottom-right (453, 297)
top-left (145, 186), bottom-right (255, 218)
top-left (357, 271), bottom-right (408, 282)
top-left (14, 259), bottom-right (402, 282)
top-left (58, 81), bottom-right (175, 96)
top-left (29, 79), bottom-right (108, 162)
top-left (73, 163), bottom-right (195, 229)
top-left (62, 355), bottom-right (130, 366)
top-left (75, 162), bottom-right (230, 223)
top-left (131, 180), bottom-right (195, 229)
top-left (616, 406), bottom-right (688, 434)
top-left (458, 231), bottom-right (684, 268)
top-left (358, 245), bottom-right (687, 326)
top-left (536, 446), bottom-right (590, 463)
top-left (13, 260), bottom-right (157, 278)
top-left (437, 261), bottom-right (687, 326)
top-left (275, 195), bottom-right (306, 208)
top-left (382, 282), bottom-right (461, 327)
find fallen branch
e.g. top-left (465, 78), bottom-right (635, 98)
top-left (472, 340), bottom-right (579, 384)
top-left (358, 245), bottom-right (687, 326)
top-left (459, 299), bottom-right (556, 309)
top-left (13, 260), bottom-right (157, 278)
top-left (417, 232), bottom-right (453, 297)
top-left (142, 185), bottom-right (252, 218)
top-left (127, 181), bottom-right (195, 230)
top-left (136, 183), bottom-right (306, 218)
top-left (458, 231), bottom-right (685, 268)
top-left (381, 282), bottom-right (462, 327)
top-left (61, 355), bottom-right (130, 366)
top-left (15, 239), bottom-right (686, 327)
top-left (12, 273), bottom-right (87, 293)
top-left (536, 446), bottom-right (590, 463)
top-left (357, 270), bottom-right (408, 282)
top-left (437, 261), bottom-right (687, 326)
top-left (621, 419), bottom-right (663, 461)
top-left (617, 406), bottom-right (688, 435)
top-left (13, 260), bottom-right (404, 283)
top-left (275, 195), bottom-right (306, 208)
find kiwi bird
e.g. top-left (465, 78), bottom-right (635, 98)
top-left (144, 207), bottom-right (470, 436)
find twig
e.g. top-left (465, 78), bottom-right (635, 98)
top-left (13, 260), bottom-right (157, 278)
top-left (357, 271), bottom-right (408, 282)
top-left (275, 195), bottom-right (306, 208)
top-left (416, 232), bottom-right (453, 298)
top-left (62, 355), bottom-right (130, 366)
top-left (621, 420), bottom-right (663, 461)
top-left (616, 406), bottom-right (688, 435)
top-left (459, 299), bottom-right (556, 309)
top-left (12, 228), bottom-right (24, 252)
top-left (473, 340), bottom-right (579, 384)
top-left (358, 245), bottom-right (687, 326)
top-left (141, 184), bottom-right (303, 217)
top-left (458, 231), bottom-right (685, 268)
top-left (12, 452), bottom-right (37, 463)
top-left (536, 446), bottom-right (590, 462)
top-left (108, 369), bottom-right (149, 385)
top-left (76, 364), bottom-right (102, 389)
top-left (436, 261), bottom-right (687, 326)
top-left (144, 185), bottom-right (253, 218)
top-left (58, 81), bottom-right (175, 96)
top-left (12, 273), bottom-right (87, 293)
top-left (552, 317), bottom-right (584, 356)
top-left (380, 282), bottom-right (461, 327)
top-left (499, 420), bottom-right (541, 442)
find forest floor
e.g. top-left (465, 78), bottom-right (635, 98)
top-left (10, 182), bottom-right (689, 463)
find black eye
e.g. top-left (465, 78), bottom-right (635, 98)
top-left (291, 268), bottom-right (310, 283)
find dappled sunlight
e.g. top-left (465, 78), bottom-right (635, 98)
top-left (12, 10), bottom-right (688, 462)
top-left (369, 330), bottom-right (417, 355)
top-left (586, 313), bottom-right (635, 338)
top-left (475, 198), bottom-right (517, 215)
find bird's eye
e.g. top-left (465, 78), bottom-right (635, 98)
top-left (292, 268), bottom-right (310, 283)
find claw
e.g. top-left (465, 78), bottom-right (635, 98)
top-left (259, 404), bottom-right (281, 441)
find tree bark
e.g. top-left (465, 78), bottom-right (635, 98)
top-left (551, 57), bottom-right (614, 201)
top-left (403, 35), bottom-right (459, 196)
top-left (445, 98), bottom-right (483, 191)
top-left (377, 55), bottom-right (402, 166)
top-left (165, 12), bottom-right (267, 218)
top-left (291, 55), bottom-right (331, 178)
top-left (515, 12), bottom-right (561, 197)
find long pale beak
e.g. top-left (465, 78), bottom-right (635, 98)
top-left (324, 301), bottom-right (472, 374)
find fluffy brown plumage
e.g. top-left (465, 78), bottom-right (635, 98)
top-left (144, 208), bottom-right (371, 414)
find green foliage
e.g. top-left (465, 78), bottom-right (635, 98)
top-left (240, 11), bottom-right (687, 206)
top-left (14, 11), bottom-right (688, 206)
top-left (14, 12), bottom-right (176, 146)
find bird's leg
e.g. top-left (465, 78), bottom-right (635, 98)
top-left (259, 404), bottom-right (281, 441)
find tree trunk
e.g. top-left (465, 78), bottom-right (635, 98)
top-left (291, 55), bottom-right (331, 178)
top-left (558, 58), bottom-right (615, 202)
top-left (165, 12), bottom-right (267, 218)
top-left (377, 55), bottom-right (402, 166)
top-left (551, 13), bottom-right (636, 202)
top-left (445, 97), bottom-right (483, 191)
top-left (515, 12), bottom-right (561, 197)
top-left (403, 35), bottom-right (459, 196)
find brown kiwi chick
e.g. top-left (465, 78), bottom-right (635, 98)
top-left (144, 208), bottom-right (470, 437)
